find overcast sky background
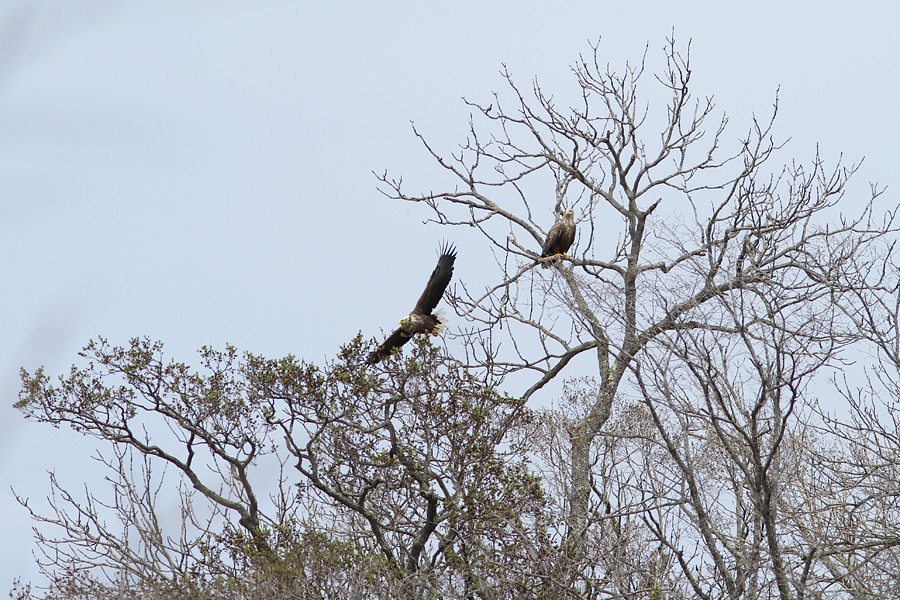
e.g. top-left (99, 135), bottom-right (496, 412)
top-left (2, 0), bottom-right (898, 590)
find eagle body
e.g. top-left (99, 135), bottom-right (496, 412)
top-left (366, 243), bottom-right (457, 364)
top-left (399, 310), bottom-right (444, 335)
top-left (541, 209), bottom-right (576, 268)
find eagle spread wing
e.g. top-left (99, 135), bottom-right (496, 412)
top-left (366, 243), bottom-right (457, 365)
top-left (366, 328), bottom-right (409, 365)
top-left (413, 241), bottom-right (456, 316)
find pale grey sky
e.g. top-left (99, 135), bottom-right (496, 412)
top-left (2, 0), bottom-right (898, 590)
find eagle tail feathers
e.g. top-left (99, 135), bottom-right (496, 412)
top-left (431, 308), bottom-right (449, 335)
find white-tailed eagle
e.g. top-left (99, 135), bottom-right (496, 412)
top-left (541, 209), bottom-right (576, 267)
top-left (366, 242), bottom-right (457, 364)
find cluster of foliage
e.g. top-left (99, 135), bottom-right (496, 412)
top-left (15, 336), bottom-right (556, 599)
top-left (14, 37), bottom-right (900, 599)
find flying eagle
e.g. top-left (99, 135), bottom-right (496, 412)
top-left (366, 242), bottom-right (457, 364)
top-left (541, 209), bottom-right (576, 268)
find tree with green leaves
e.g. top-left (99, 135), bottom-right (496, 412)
top-left (15, 336), bottom-right (549, 599)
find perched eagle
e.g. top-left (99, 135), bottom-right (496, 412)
top-left (541, 208), bottom-right (576, 268)
top-left (366, 242), bottom-right (457, 364)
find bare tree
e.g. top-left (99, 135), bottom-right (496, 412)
top-left (792, 258), bottom-right (900, 598)
top-left (379, 34), bottom-right (891, 554)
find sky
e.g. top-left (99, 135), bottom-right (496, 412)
top-left (2, 0), bottom-right (898, 591)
